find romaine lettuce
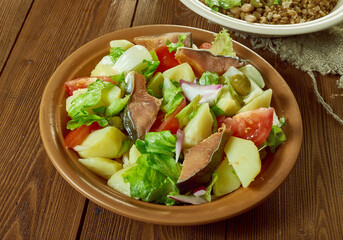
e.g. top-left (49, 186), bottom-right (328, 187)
top-left (209, 29), bottom-right (236, 56)
top-left (205, 0), bottom-right (241, 11)
top-left (123, 131), bottom-right (181, 205)
top-left (265, 116), bottom-right (287, 152)
top-left (175, 94), bottom-right (202, 128)
top-left (199, 71), bottom-right (220, 86)
top-left (161, 78), bottom-right (184, 117)
top-left (136, 131), bottom-right (176, 157)
top-left (123, 155), bottom-right (178, 205)
top-left (109, 47), bottom-right (126, 63)
top-left (166, 34), bottom-right (187, 53)
top-left (105, 95), bottom-right (131, 117)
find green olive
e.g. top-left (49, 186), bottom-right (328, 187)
top-left (230, 73), bottom-right (251, 96)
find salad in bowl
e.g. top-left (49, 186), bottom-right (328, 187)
top-left (62, 29), bottom-right (287, 206)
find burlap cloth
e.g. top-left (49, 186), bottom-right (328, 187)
top-left (236, 23), bottom-right (343, 125)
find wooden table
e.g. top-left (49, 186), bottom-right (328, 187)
top-left (1, 0), bottom-right (342, 239)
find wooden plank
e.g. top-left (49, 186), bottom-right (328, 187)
top-left (0, 0), bottom-right (136, 239)
top-left (81, 201), bottom-right (226, 240)
top-left (0, 0), bottom-right (33, 73)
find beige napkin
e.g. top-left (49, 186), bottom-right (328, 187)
top-left (236, 23), bottom-right (343, 124)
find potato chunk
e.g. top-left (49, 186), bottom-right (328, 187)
top-left (74, 127), bottom-right (127, 159)
top-left (79, 157), bottom-right (122, 180)
top-left (224, 137), bottom-right (261, 187)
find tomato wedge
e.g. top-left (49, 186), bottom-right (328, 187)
top-left (150, 98), bottom-right (187, 134)
top-left (223, 108), bottom-right (274, 146)
top-left (155, 45), bottom-right (180, 73)
top-left (65, 76), bottom-right (115, 96)
top-left (64, 122), bottom-right (102, 148)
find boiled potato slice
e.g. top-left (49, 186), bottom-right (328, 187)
top-left (107, 164), bottom-right (136, 197)
top-left (123, 144), bottom-right (141, 168)
top-left (110, 40), bottom-right (134, 50)
top-left (113, 45), bottom-right (152, 73)
top-left (101, 86), bottom-right (122, 106)
top-left (79, 157), bottom-right (122, 180)
top-left (183, 103), bottom-right (213, 149)
top-left (238, 89), bottom-right (272, 113)
top-left (224, 137), bottom-right (261, 187)
top-left (213, 158), bottom-right (241, 197)
top-left (128, 145), bottom-right (141, 166)
top-left (162, 63), bottom-right (195, 82)
top-left (91, 55), bottom-right (118, 76)
top-left (242, 80), bottom-right (263, 105)
top-left (109, 116), bottom-right (124, 131)
top-left (216, 85), bottom-right (241, 116)
top-left (74, 126), bottom-right (127, 159)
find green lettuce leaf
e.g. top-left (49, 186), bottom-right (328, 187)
top-left (166, 34), bottom-right (187, 53)
top-left (211, 100), bottom-right (226, 117)
top-left (175, 94), bottom-right (202, 128)
top-left (109, 47), bottom-right (126, 63)
top-left (205, 171), bottom-right (218, 202)
top-left (265, 117), bottom-right (287, 152)
top-left (136, 131), bottom-right (176, 157)
top-left (66, 114), bottom-right (108, 130)
top-left (105, 95), bottom-right (131, 117)
top-left (144, 153), bottom-right (182, 181)
top-left (140, 59), bottom-right (160, 80)
top-left (209, 29), bottom-right (236, 56)
top-left (67, 79), bottom-right (113, 118)
top-left (210, 108), bottom-right (218, 133)
top-left (161, 78), bottom-right (184, 116)
top-left (199, 71), bottom-right (220, 85)
top-left (123, 155), bottom-right (178, 205)
top-left (205, 0), bottom-right (242, 11)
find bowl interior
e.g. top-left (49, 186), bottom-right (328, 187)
top-left (39, 25), bottom-right (303, 225)
top-left (181, 0), bottom-right (343, 36)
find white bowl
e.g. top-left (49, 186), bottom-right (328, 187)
top-left (181, 0), bottom-right (343, 36)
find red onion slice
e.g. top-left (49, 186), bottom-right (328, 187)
top-left (180, 80), bottom-right (222, 106)
top-left (175, 129), bottom-right (184, 163)
top-left (168, 194), bottom-right (207, 205)
top-left (192, 186), bottom-right (207, 197)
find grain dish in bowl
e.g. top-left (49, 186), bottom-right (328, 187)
top-left (202, 0), bottom-right (338, 24)
top-left (39, 25), bottom-right (302, 225)
top-left (181, 0), bottom-right (343, 36)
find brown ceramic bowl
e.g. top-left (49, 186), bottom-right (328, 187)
top-left (39, 25), bottom-right (302, 225)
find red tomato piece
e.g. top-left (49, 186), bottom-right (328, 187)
top-left (199, 42), bottom-right (212, 49)
top-left (216, 115), bottom-right (226, 128)
top-left (150, 98), bottom-right (187, 134)
top-left (223, 108), bottom-right (274, 146)
top-left (64, 122), bottom-right (102, 148)
top-left (156, 117), bottom-right (180, 134)
top-left (155, 45), bottom-right (180, 73)
top-left (65, 76), bottom-right (115, 96)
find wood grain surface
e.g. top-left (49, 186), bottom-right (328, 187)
top-left (0, 0), bottom-right (342, 239)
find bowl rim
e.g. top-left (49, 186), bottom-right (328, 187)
top-left (39, 24), bottom-right (303, 225)
top-left (181, 0), bottom-right (343, 36)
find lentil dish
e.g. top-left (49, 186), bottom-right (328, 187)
top-left (201, 0), bottom-right (338, 24)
